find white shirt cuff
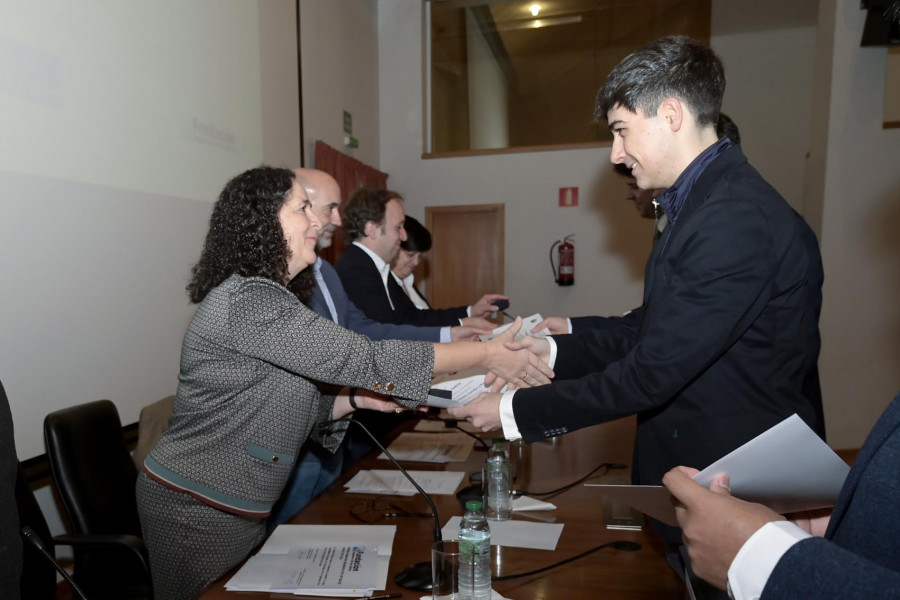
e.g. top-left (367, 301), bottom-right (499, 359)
top-left (439, 327), bottom-right (451, 343)
top-left (546, 336), bottom-right (558, 369)
top-left (727, 521), bottom-right (811, 600)
top-left (565, 317), bottom-right (573, 334)
top-left (499, 391), bottom-right (521, 440)
top-left (466, 305), bottom-right (473, 317)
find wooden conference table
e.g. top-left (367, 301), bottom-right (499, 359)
top-left (200, 416), bottom-right (684, 599)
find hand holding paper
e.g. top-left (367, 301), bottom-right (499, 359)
top-left (587, 414), bottom-right (850, 526)
top-left (663, 467), bottom-right (785, 591)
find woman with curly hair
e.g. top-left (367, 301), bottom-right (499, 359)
top-left (135, 166), bottom-right (551, 599)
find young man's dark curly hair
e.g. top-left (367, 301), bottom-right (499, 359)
top-left (186, 166), bottom-right (314, 304)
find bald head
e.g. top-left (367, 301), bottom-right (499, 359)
top-left (294, 168), bottom-right (342, 249)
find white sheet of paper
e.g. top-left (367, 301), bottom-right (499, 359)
top-left (378, 431), bottom-right (474, 463)
top-left (512, 495), bottom-right (557, 512)
top-left (344, 469), bottom-right (466, 496)
top-left (441, 516), bottom-right (564, 550)
top-left (587, 414), bottom-right (850, 526)
top-left (478, 313), bottom-right (547, 342)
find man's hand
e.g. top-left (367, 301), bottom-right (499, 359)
top-left (483, 317), bottom-right (554, 388)
top-left (448, 392), bottom-right (503, 432)
top-left (450, 325), bottom-right (492, 342)
top-left (460, 316), bottom-right (496, 331)
top-left (663, 467), bottom-right (784, 591)
top-left (470, 293), bottom-right (509, 318)
top-left (531, 316), bottom-right (570, 335)
top-left (484, 335), bottom-right (552, 391)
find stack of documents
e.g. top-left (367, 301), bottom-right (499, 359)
top-left (225, 524), bottom-right (396, 596)
top-left (344, 469), bottom-right (465, 496)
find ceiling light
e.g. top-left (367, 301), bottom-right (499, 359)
top-left (529, 4), bottom-right (541, 17)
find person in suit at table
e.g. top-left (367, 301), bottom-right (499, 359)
top-left (390, 216), bottom-right (435, 311)
top-left (664, 390), bottom-right (900, 599)
top-left (136, 166), bottom-right (553, 600)
top-left (450, 36), bottom-right (824, 598)
top-left (268, 169), bottom-right (489, 530)
top-left (334, 186), bottom-right (506, 328)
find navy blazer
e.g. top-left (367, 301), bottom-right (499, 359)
top-left (334, 244), bottom-right (467, 327)
top-left (513, 146), bottom-right (825, 488)
top-left (762, 392), bottom-right (900, 598)
top-left (309, 259), bottom-right (440, 342)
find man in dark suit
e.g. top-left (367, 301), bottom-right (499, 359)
top-left (664, 391), bottom-right (900, 598)
top-left (334, 186), bottom-right (506, 328)
top-left (451, 36), bottom-right (824, 596)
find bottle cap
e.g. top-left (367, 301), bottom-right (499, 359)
top-left (465, 500), bottom-right (483, 511)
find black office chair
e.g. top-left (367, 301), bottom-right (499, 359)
top-left (44, 400), bottom-right (153, 600)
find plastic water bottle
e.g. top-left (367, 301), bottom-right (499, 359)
top-left (458, 500), bottom-right (491, 600)
top-left (485, 439), bottom-right (512, 521)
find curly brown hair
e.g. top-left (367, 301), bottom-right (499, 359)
top-left (186, 166), bottom-right (314, 304)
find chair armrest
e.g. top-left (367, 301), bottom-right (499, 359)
top-left (52, 533), bottom-right (151, 576)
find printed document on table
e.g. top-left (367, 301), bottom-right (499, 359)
top-left (478, 313), bottom-right (547, 342)
top-left (587, 414), bottom-right (851, 526)
top-left (378, 431), bottom-right (475, 463)
top-left (344, 469), bottom-right (466, 495)
top-left (225, 545), bottom-right (378, 595)
top-left (225, 525), bottom-right (397, 596)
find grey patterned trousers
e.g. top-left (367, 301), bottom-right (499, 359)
top-left (136, 472), bottom-right (266, 600)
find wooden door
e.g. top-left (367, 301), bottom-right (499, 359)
top-left (420, 204), bottom-right (504, 319)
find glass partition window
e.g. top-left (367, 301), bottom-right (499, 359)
top-left (425, 0), bottom-right (710, 155)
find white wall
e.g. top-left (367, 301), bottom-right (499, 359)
top-left (814, 0), bottom-right (900, 448)
top-left (300, 0), bottom-right (380, 169)
top-left (1, 0), bottom-right (300, 549)
top-left (711, 25), bottom-right (818, 212)
top-left (0, 0), bottom-right (298, 461)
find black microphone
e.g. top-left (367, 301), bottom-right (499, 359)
top-left (321, 416), bottom-right (442, 591)
top-left (22, 526), bottom-right (90, 600)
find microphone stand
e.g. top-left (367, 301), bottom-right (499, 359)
top-left (22, 526), bottom-right (90, 600)
top-left (324, 416), bottom-right (442, 591)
